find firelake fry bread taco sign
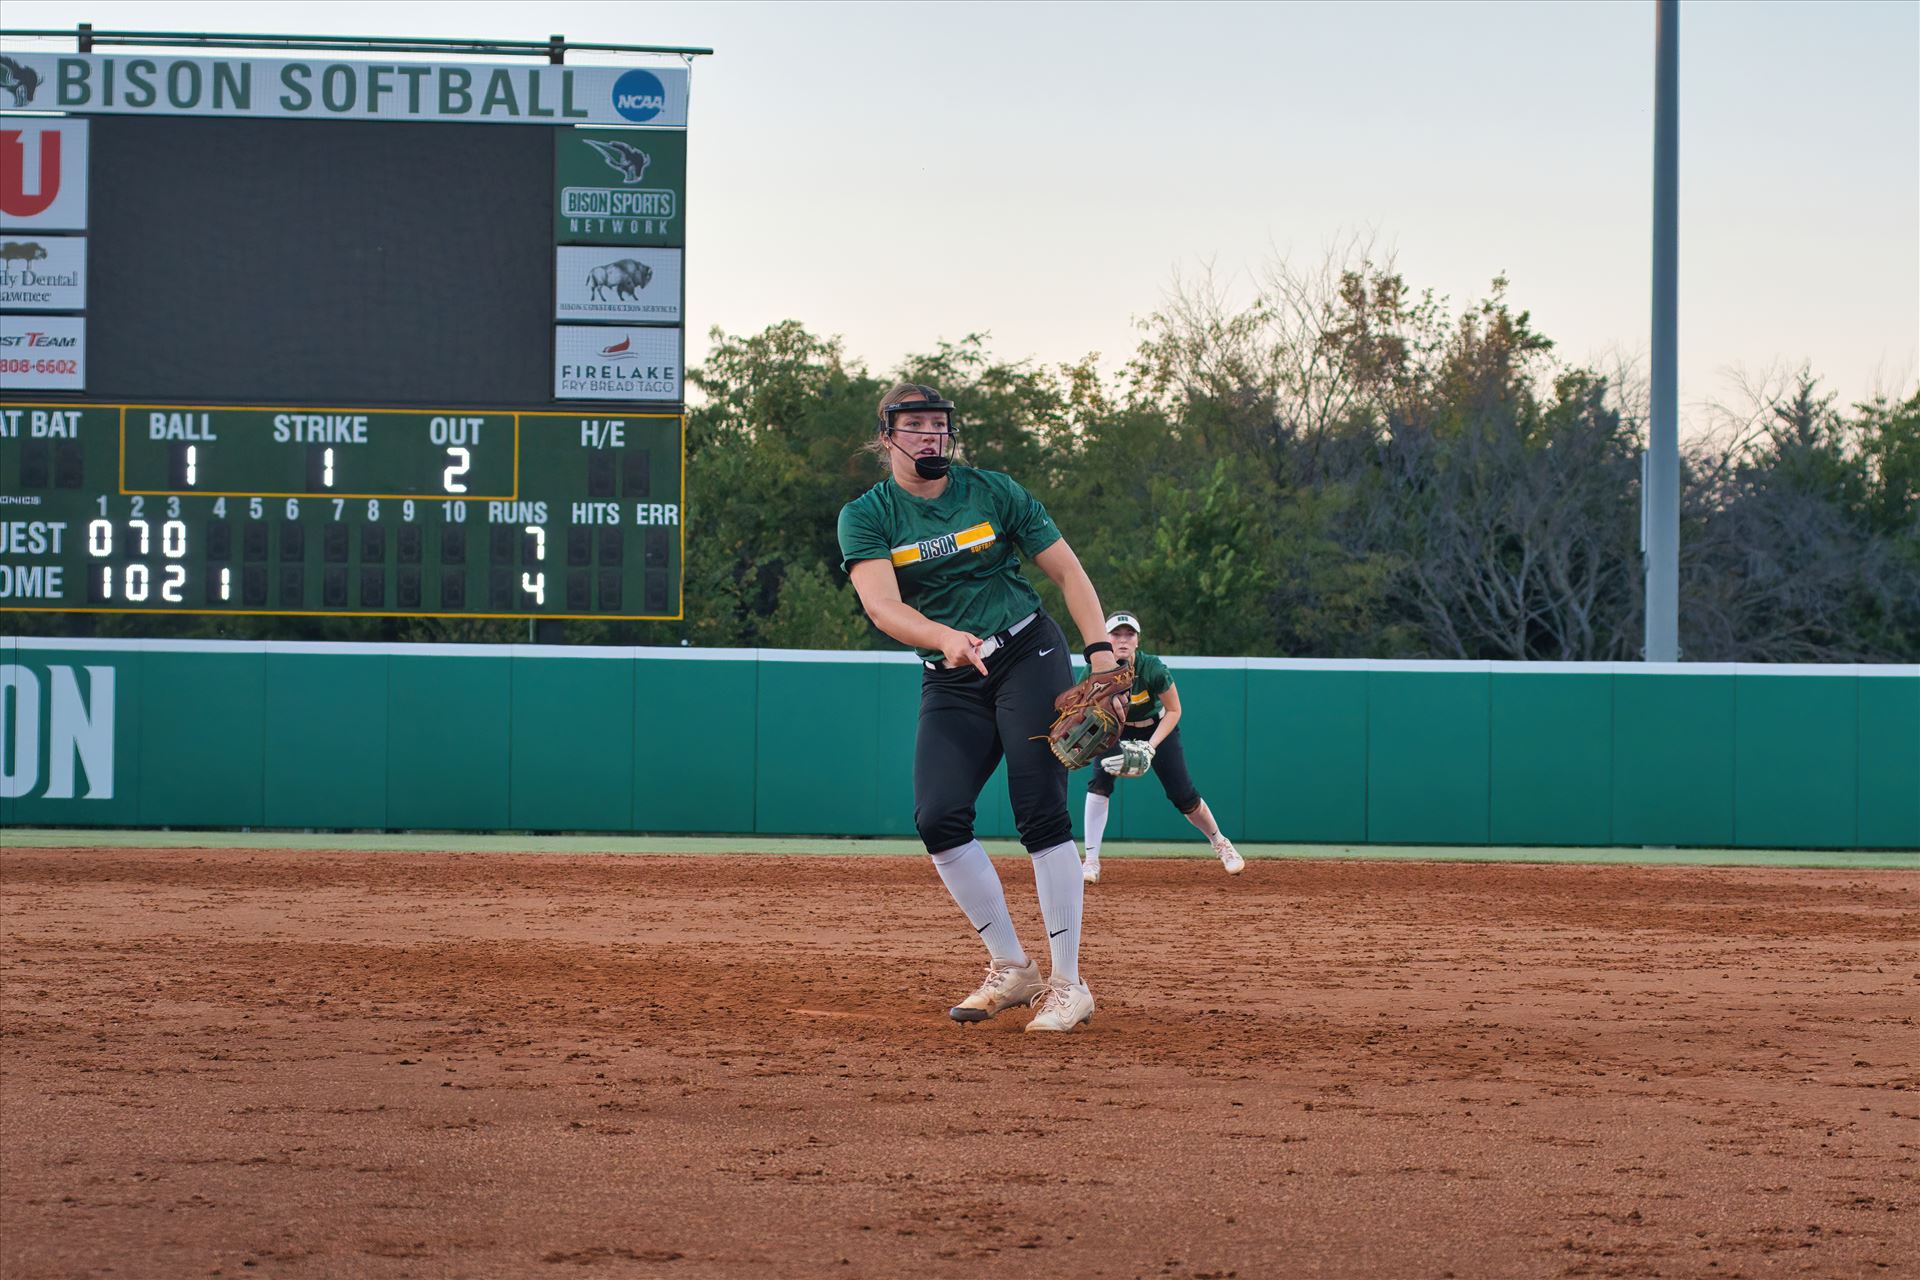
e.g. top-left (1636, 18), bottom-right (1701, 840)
top-left (0, 51), bottom-right (689, 126)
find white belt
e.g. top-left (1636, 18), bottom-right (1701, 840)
top-left (927, 610), bottom-right (1038, 669)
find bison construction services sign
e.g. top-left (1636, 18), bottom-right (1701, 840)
top-left (0, 53), bottom-right (689, 128)
top-left (554, 247), bottom-right (681, 323)
top-left (0, 120), bottom-right (90, 231)
top-left (0, 663), bottom-right (115, 801)
top-left (554, 325), bottom-right (681, 401)
top-left (0, 235), bottom-right (85, 311)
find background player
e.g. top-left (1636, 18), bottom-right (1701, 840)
top-left (839, 381), bottom-right (1125, 1033)
top-left (1080, 611), bottom-right (1245, 882)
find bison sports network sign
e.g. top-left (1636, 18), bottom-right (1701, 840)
top-left (554, 128), bottom-right (684, 247)
top-left (0, 52), bottom-right (689, 127)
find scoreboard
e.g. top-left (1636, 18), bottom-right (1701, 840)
top-left (1, 403), bottom-right (679, 616)
top-left (0, 35), bottom-right (698, 620)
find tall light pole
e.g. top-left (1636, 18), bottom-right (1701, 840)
top-left (1645, 0), bottom-right (1681, 661)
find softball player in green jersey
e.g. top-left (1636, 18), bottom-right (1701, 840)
top-left (839, 381), bottom-right (1124, 1033)
top-left (1080, 612), bottom-right (1245, 883)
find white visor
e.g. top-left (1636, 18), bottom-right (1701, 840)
top-left (1104, 612), bottom-right (1141, 634)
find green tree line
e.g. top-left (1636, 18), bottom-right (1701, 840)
top-left (20, 257), bottom-right (1918, 660)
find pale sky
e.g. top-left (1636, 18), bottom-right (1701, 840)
top-left (6, 0), bottom-right (1917, 426)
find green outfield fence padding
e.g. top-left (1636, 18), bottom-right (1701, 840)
top-left (141, 645), bottom-right (267, 829)
top-left (1244, 665), bottom-right (1367, 843)
top-left (1613, 668), bottom-right (1737, 847)
top-left (1857, 673), bottom-right (1920, 850)
top-left (1368, 667), bottom-right (1491, 845)
top-left (265, 650), bottom-right (387, 831)
top-left (754, 655), bottom-right (886, 836)
top-left (387, 650), bottom-right (512, 830)
top-left (1734, 672), bottom-right (1858, 848)
top-left (511, 650), bottom-right (635, 832)
top-left (1491, 668), bottom-right (1613, 846)
top-left (632, 653), bottom-right (758, 834)
top-left (872, 660), bottom-right (923, 839)
top-left (3, 640), bottom-right (1915, 851)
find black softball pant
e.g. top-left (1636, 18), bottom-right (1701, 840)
top-left (913, 613), bottom-right (1074, 853)
top-left (1085, 721), bottom-right (1203, 814)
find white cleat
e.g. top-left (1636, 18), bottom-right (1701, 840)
top-left (1082, 854), bottom-right (1101, 885)
top-left (948, 958), bottom-right (1044, 1023)
top-left (1024, 977), bottom-right (1095, 1032)
top-left (1213, 836), bottom-right (1245, 875)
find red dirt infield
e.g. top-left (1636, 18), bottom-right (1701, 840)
top-left (2, 848), bottom-right (1915, 1279)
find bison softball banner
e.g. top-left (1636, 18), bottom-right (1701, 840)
top-left (0, 53), bottom-right (689, 128)
top-left (554, 247), bottom-right (682, 323)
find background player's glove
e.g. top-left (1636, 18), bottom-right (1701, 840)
top-left (1100, 740), bottom-right (1155, 778)
top-left (1043, 662), bottom-right (1134, 770)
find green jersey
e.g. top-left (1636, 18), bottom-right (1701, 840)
top-left (838, 466), bottom-right (1063, 661)
top-left (1078, 651), bottom-right (1173, 722)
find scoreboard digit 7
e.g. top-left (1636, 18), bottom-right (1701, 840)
top-left (0, 33), bottom-right (701, 620)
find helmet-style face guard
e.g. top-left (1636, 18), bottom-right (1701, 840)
top-left (879, 387), bottom-right (959, 480)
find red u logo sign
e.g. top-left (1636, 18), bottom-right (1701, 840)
top-left (0, 128), bottom-right (63, 218)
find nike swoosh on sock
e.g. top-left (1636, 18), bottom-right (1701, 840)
top-left (1049, 927), bottom-right (1068, 938)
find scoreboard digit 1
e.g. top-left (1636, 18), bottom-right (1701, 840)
top-left (0, 32), bottom-right (703, 621)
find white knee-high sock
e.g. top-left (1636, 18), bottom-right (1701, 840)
top-left (1184, 798), bottom-right (1221, 842)
top-left (1083, 793), bottom-right (1110, 858)
top-left (1029, 839), bottom-right (1084, 984)
top-left (930, 841), bottom-right (1026, 966)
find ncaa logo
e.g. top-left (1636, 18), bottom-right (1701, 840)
top-left (612, 68), bottom-right (668, 123)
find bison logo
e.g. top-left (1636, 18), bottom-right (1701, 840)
top-left (0, 57), bottom-right (40, 108)
top-left (0, 240), bottom-right (49, 265)
top-left (587, 259), bottom-right (654, 302)
top-left (584, 138), bottom-right (651, 185)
